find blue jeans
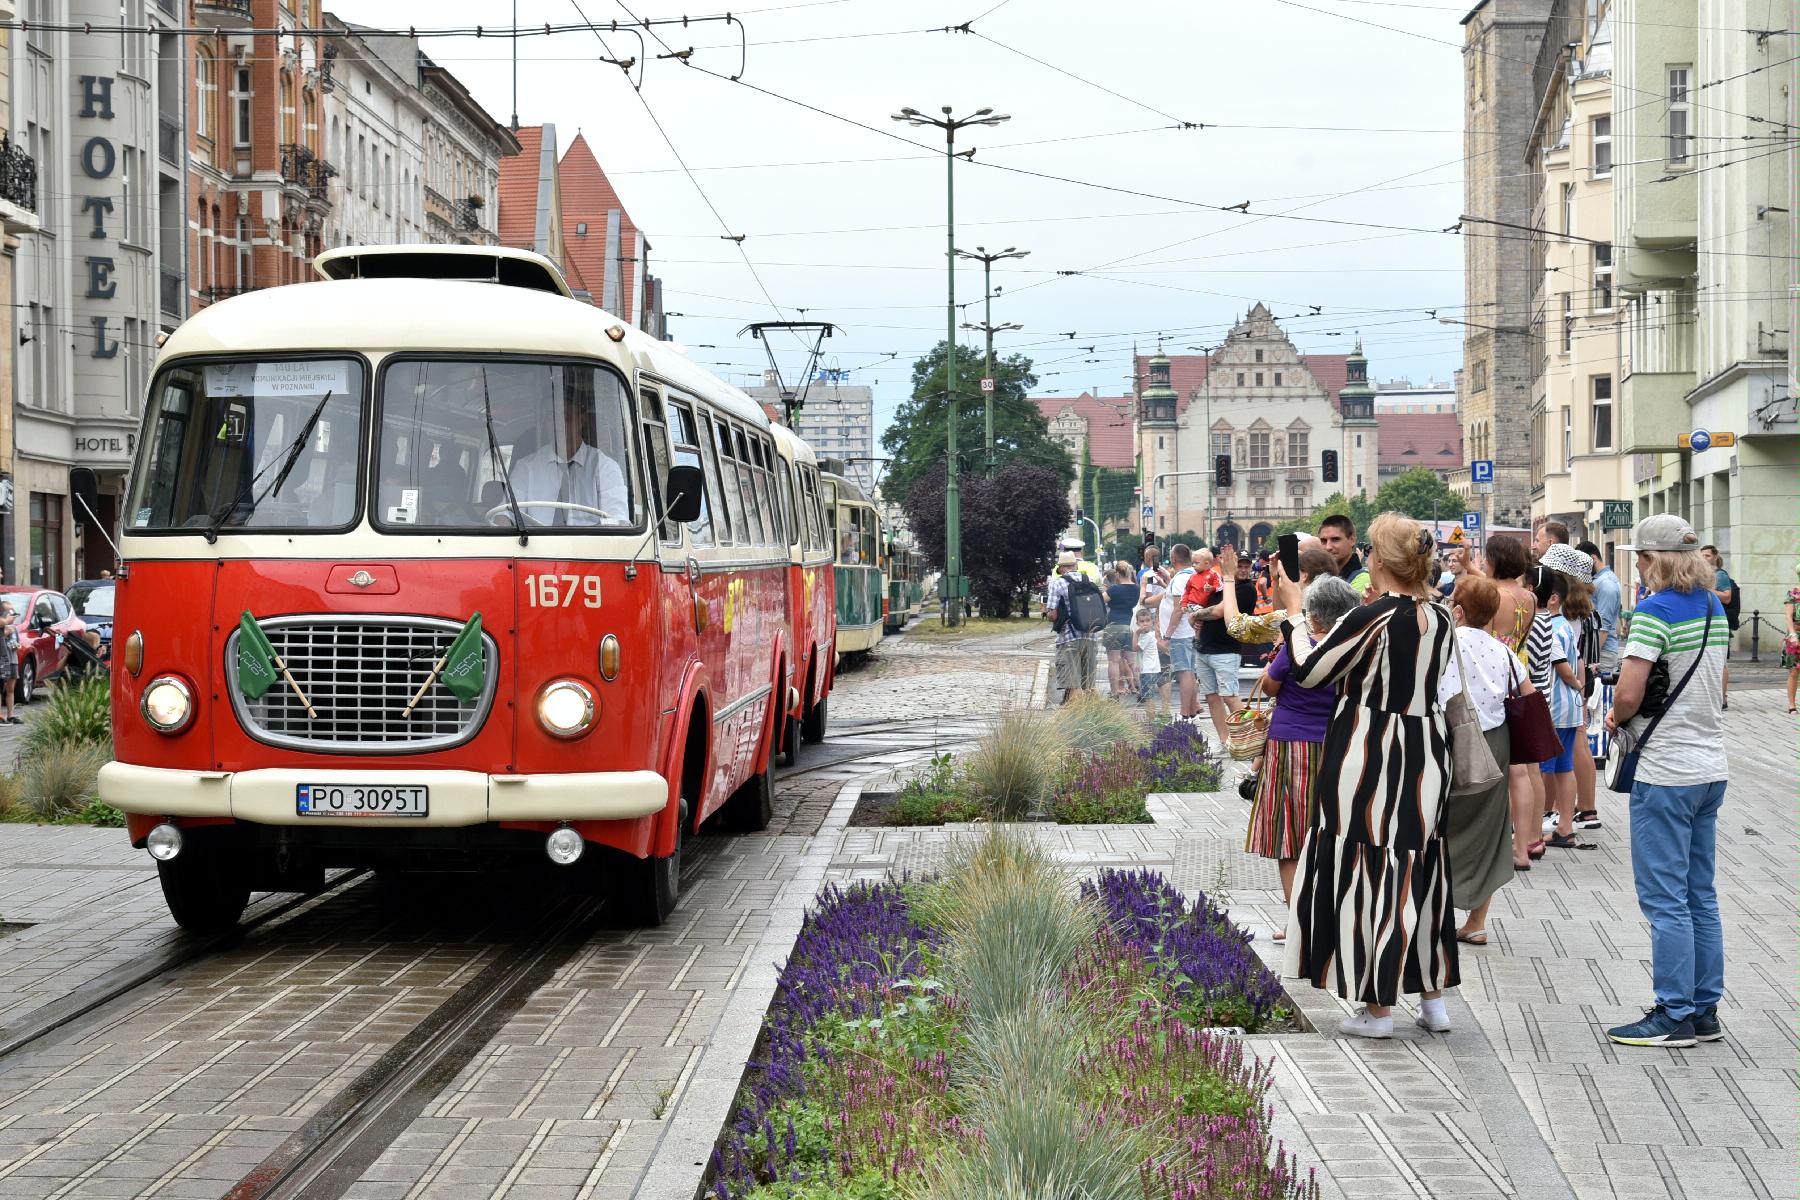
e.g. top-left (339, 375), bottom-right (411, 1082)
top-left (1629, 779), bottom-right (1726, 1021)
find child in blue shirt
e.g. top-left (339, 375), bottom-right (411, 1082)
top-left (1539, 565), bottom-right (1593, 847)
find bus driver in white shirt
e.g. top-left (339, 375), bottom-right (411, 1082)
top-left (508, 394), bottom-right (629, 527)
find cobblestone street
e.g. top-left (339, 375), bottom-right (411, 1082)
top-left (0, 626), bottom-right (1792, 1200)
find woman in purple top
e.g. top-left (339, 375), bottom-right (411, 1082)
top-left (1248, 574), bottom-right (1362, 939)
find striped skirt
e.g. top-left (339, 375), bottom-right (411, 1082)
top-left (1245, 738), bottom-right (1322, 860)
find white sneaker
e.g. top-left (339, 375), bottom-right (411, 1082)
top-left (1338, 1009), bottom-right (1393, 1039)
top-left (1542, 813), bottom-right (1560, 833)
top-left (1415, 1010), bottom-right (1452, 1034)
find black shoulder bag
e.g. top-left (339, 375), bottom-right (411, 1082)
top-left (1607, 608), bottom-right (1711, 794)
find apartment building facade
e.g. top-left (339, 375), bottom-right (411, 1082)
top-left (1524, 0), bottom-right (1628, 553)
top-left (1614, 0), bottom-right (1796, 638)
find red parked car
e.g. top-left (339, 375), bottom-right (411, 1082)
top-left (0, 588), bottom-right (79, 703)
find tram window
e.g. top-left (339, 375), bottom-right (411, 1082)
top-left (640, 387), bottom-right (675, 543)
top-left (778, 460), bottom-right (799, 548)
top-left (127, 357), bottom-right (365, 532)
top-left (742, 431), bottom-right (775, 548)
top-left (667, 399), bottom-right (713, 547)
top-left (701, 413), bottom-right (744, 544)
top-left (722, 425), bottom-right (760, 545)
top-left (374, 359), bottom-right (637, 532)
top-left (861, 510), bottom-right (880, 568)
top-left (802, 468), bottom-right (828, 554)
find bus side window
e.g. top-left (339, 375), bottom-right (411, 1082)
top-left (701, 412), bottom-right (744, 545)
top-left (779, 458), bottom-right (799, 548)
top-left (746, 435), bottom-right (777, 550)
top-left (640, 387), bottom-right (675, 543)
top-left (725, 425), bottom-right (762, 546)
top-left (667, 399), bottom-right (712, 547)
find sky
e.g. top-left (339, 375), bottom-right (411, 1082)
top-left (333, 0), bottom-right (1475, 449)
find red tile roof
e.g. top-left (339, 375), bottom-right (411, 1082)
top-left (1033, 392), bottom-right (1137, 469)
top-left (1376, 411), bottom-right (1464, 471)
top-left (1135, 353), bottom-right (1353, 414)
top-left (497, 125), bottom-right (544, 251)
top-left (558, 133), bottom-right (639, 322)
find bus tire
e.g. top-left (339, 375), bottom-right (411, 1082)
top-left (801, 694), bottom-right (827, 745)
top-left (617, 791), bottom-right (687, 927)
top-left (778, 710), bottom-right (800, 768)
top-left (157, 853), bottom-right (250, 934)
top-left (723, 759), bottom-right (773, 832)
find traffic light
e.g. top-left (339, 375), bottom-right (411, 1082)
top-left (1214, 453), bottom-right (1232, 489)
top-left (1321, 449), bottom-right (1339, 483)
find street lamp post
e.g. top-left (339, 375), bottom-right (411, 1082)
top-left (893, 106), bottom-right (1009, 626)
top-left (955, 246), bottom-right (1030, 467)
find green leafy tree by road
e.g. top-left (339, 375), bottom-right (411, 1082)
top-left (880, 342), bottom-right (1075, 503)
top-left (1270, 469), bottom-right (1461, 539)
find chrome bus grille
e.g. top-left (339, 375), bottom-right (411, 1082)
top-left (225, 615), bottom-right (498, 754)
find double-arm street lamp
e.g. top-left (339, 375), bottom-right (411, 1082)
top-left (955, 246), bottom-right (1030, 467)
top-left (892, 105), bottom-right (1009, 625)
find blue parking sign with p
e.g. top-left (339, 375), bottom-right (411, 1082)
top-left (1462, 511), bottom-right (1481, 531)
top-left (1471, 459), bottom-right (1494, 483)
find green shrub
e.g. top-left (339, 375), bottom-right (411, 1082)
top-left (1051, 692), bottom-right (1145, 758)
top-left (890, 752), bottom-right (984, 825)
top-left (25, 677), bottom-right (112, 758)
top-left (74, 799), bottom-right (125, 828)
top-left (0, 772), bottom-right (17, 815)
top-left (16, 741), bottom-right (108, 822)
top-left (960, 712), bottom-right (1058, 821)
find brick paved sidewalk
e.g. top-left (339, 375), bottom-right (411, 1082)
top-left (832, 687), bottom-right (1798, 1200)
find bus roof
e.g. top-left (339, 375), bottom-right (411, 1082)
top-left (159, 277), bottom-right (772, 429)
top-left (821, 471), bottom-right (873, 506)
top-left (313, 244), bottom-right (574, 298)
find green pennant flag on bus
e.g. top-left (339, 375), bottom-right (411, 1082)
top-left (237, 611), bottom-right (278, 700)
top-left (440, 612), bottom-right (484, 702)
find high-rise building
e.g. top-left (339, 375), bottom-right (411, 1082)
top-left (13, 1), bottom-right (185, 585)
top-left (745, 378), bottom-right (875, 490)
top-left (1613, 0), bottom-right (1796, 635)
top-left (1458, 0), bottom-right (1554, 529)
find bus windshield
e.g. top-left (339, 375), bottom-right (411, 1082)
top-left (127, 358), bottom-right (365, 532)
top-left (374, 359), bottom-right (638, 532)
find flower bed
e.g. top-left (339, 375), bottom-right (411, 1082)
top-left (710, 845), bottom-right (1314, 1200)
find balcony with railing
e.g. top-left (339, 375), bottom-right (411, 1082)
top-left (454, 198), bottom-right (481, 233)
top-left (158, 114), bottom-right (181, 165)
top-left (0, 133), bottom-right (38, 233)
top-left (280, 143), bottom-right (336, 207)
top-left (195, 0), bottom-right (253, 30)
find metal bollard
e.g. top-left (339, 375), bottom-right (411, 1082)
top-left (1749, 610), bottom-right (1762, 663)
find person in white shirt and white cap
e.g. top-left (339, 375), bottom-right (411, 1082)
top-left (1045, 534), bottom-right (1103, 596)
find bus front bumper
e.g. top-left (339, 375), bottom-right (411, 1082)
top-left (99, 763), bottom-right (669, 826)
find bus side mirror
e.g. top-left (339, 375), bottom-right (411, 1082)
top-left (664, 465), bottom-right (704, 525)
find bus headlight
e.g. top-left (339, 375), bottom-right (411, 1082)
top-left (536, 679), bottom-right (595, 739)
top-left (141, 675), bottom-right (195, 734)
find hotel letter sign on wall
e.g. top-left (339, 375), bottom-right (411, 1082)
top-left (78, 74), bottom-right (119, 359)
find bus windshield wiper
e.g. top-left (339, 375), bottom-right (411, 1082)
top-left (480, 368), bottom-right (528, 546)
top-left (204, 390), bottom-right (335, 544)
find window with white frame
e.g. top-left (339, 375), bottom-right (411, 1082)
top-left (1248, 432), bottom-right (1271, 469)
top-left (233, 66), bottom-right (252, 148)
top-left (1592, 115), bottom-right (1611, 176)
top-left (1561, 294), bottom-right (1573, 352)
top-left (196, 50), bottom-right (215, 141)
top-left (1562, 407), bottom-right (1573, 468)
top-left (1666, 66), bottom-right (1691, 165)
top-left (1560, 182), bottom-right (1573, 233)
top-left (1210, 431), bottom-right (1230, 463)
top-left (1593, 243), bottom-right (1613, 310)
top-left (1591, 375), bottom-right (1613, 450)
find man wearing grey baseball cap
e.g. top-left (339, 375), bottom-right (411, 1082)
top-left (1603, 514), bottom-right (1729, 1049)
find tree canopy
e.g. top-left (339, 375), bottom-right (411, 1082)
top-left (880, 341), bottom-right (1075, 503)
top-left (1270, 469), bottom-right (1463, 540)
top-left (902, 462), bottom-right (1071, 617)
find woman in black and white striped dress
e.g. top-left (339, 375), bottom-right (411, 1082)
top-left (1271, 512), bottom-right (1459, 1038)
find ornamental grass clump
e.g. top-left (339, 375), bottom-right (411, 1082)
top-left (958, 711), bottom-right (1059, 820)
top-left (16, 741), bottom-right (108, 822)
top-left (942, 871), bottom-right (1097, 1024)
top-left (24, 676), bottom-right (112, 758)
top-left (1053, 691), bottom-right (1147, 757)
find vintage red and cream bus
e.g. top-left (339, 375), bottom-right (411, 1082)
top-left (101, 245), bottom-right (822, 931)
top-left (769, 424), bottom-right (836, 762)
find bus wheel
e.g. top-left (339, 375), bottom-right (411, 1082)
top-left (778, 710), bottom-right (800, 768)
top-left (157, 853), bottom-right (250, 934)
top-left (801, 694), bottom-right (827, 745)
top-left (723, 759), bottom-right (773, 832)
top-left (617, 793), bottom-right (687, 926)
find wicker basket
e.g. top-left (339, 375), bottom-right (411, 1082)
top-left (1224, 675), bottom-right (1271, 761)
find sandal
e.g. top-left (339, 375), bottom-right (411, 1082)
top-left (1513, 860), bottom-right (1531, 871)
top-left (1456, 930), bottom-right (1488, 945)
top-left (1527, 839), bottom-right (1547, 860)
top-left (1547, 832), bottom-right (1594, 850)
top-left (1271, 928), bottom-right (1287, 943)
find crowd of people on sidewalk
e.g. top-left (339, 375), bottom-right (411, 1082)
top-left (1044, 509), bottom-right (1732, 1050)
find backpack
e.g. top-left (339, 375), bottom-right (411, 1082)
top-left (1063, 576), bottom-right (1109, 634)
top-left (1722, 583), bottom-right (1741, 632)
